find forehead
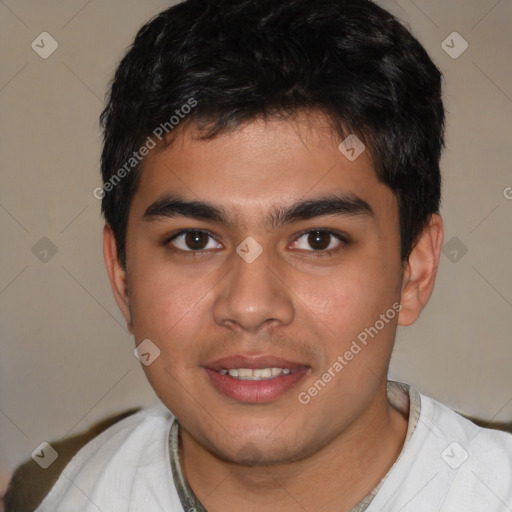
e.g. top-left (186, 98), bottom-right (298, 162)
top-left (130, 115), bottom-right (396, 226)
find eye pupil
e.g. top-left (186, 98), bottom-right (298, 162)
top-left (308, 230), bottom-right (330, 250)
top-left (185, 231), bottom-right (208, 250)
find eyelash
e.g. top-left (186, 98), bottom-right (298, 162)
top-left (162, 229), bottom-right (349, 258)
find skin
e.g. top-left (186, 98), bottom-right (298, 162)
top-left (104, 113), bottom-right (443, 511)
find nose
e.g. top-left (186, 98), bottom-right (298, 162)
top-left (212, 245), bottom-right (295, 333)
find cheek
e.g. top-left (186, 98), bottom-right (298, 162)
top-left (129, 266), bottom-right (209, 407)
top-left (128, 260), bottom-right (212, 347)
top-left (301, 259), bottom-right (398, 334)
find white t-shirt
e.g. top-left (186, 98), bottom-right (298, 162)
top-left (35, 382), bottom-right (512, 512)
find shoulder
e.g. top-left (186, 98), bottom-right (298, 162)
top-left (369, 386), bottom-right (512, 512)
top-left (418, 391), bottom-right (512, 509)
top-left (421, 391), bottom-right (512, 457)
top-left (3, 405), bottom-right (175, 512)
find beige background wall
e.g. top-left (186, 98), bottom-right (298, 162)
top-left (1, 0), bottom-right (511, 488)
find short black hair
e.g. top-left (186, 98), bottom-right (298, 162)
top-left (100, 0), bottom-right (445, 268)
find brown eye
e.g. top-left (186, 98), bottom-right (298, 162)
top-left (184, 231), bottom-right (209, 250)
top-left (168, 230), bottom-right (222, 252)
top-left (292, 230), bottom-right (347, 254)
top-left (307, 231), bottom-right (331, 250)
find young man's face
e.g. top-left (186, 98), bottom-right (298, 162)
top-left (107, 114), bottom-right (412, 464)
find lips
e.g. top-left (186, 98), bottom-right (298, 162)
top-left (202, 354), bottom-right (311, 403)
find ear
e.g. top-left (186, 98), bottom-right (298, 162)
top-left (398, 214), bottom-right (443, 326)
top-left (103, 224), bottom-right (133, 333)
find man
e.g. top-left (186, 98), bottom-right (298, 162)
top-left (8, 0), bottom-right (512, 510)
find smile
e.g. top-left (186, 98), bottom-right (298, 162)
top-left (218, 367), bottom-right (297, 380)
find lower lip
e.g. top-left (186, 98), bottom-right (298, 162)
top-left (203, 368), bottom-right (310, 403)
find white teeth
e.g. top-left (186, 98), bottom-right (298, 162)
top-left (253, 368), bottom-right (272, 378)
top-left (219, 367), bottom-right (295, 380)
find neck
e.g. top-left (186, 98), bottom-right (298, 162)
top-left (179, 383), bottom-right (408, 512)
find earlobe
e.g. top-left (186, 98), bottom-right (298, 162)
top-left (103, 225), bottom-right (133, 332)
top-left (398, 214), bottom-right (443, 326)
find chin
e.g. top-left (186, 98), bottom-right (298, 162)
top-left (203, 427), bottom-right (315, 467)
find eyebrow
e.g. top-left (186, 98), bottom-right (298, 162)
top-left (142, 192), bottom-right (373, 230)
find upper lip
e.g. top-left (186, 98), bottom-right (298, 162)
top-left (203, 355), bottom-right (309, 371)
